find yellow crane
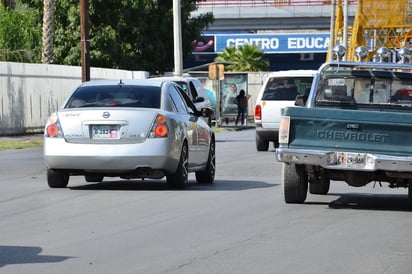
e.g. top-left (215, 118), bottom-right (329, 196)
top-left (328, 0), bottom-right (412, 61)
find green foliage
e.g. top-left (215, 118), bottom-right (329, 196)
top-left (20, 0), bottom-right (213, 74)
top-left (215, 45), bottom-right (269, 72)
top-left (0, 2), bottom-right (41, 62)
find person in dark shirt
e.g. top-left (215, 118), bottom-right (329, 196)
top-left (235, 89), bottom-right (249, 127)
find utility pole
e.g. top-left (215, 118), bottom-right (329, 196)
top-left (173, 0), bottom-right (183, 76)
top-left (80, 0), bottom-right (90, 82)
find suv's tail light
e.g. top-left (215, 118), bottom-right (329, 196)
top-left (278, 116), bottom-right (290, 144)
top-left (254, 104), bottom-right (262, 120)
top-left (149, 114), bottom-right (169, 138)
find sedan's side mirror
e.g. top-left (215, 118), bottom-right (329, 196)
top-left (195, 96), bottom-right (205, 103)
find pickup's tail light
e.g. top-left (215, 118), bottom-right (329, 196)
top-left (149, 114), bottom-right (168, 138)
top-left (278, 116), bottom-right (290, 144)
top-left (254, 104), bottom-right (262, 120)
top-left (45, 114), bottom-right (63, 138)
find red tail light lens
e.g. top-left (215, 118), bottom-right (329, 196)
top-left (47, 124), bottom-right (59, 137)
top-left (151, 114), bottom-right (168, 138)
top-left (154, 124), bottom-right (168, 137)
top-left (254, 104), bottom-right (262, 120)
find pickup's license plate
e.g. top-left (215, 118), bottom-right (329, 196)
top-left (337, 152), bottom-right (365, 168)
top-left (92, 125), bottom-right (120, 139)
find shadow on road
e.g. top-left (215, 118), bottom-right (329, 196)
top-left (328, 193), bottom-right (412, 211)
top-left (68, 179), bottom-right (277, 192)
top-left (0, 245), bottom-right (73, 268)
top-left (306, 192), bottom-right (412, 212)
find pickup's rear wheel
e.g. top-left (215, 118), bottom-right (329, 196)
top-left (309, 178), bottom-right (330, 195)
top-left (256, 135), bottom-right (269, 151)
top-left (282, 163), bottom-right (308, 203)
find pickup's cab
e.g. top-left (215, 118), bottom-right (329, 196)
top-left (276, 46), bottom-right (412, 203)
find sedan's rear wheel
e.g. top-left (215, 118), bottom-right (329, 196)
top-left (282, 163), bottom-right (308, 203)
top-left (47, 168), bottom-right (69, 188)
top-left (196, 138), bottom-right (215, 184)
top-left (167, 143), bottom-right (188, 188)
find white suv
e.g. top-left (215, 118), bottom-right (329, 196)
top-left (254, 70), bottom-right (316, 151)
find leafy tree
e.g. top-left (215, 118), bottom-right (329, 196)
top-left (215, 45), bottom-right (269, 72)
top-left (0, 2), bottom-right (41, 62)
top-left (21, 0), bottom-right (214, 74)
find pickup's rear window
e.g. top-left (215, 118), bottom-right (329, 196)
top-left (316, 73), bottom-right (412, 107)
top-left (262, 77), bottom-right (313, 101)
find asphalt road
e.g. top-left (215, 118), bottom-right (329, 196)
top-left (1, 128), bottom-right (412, 274)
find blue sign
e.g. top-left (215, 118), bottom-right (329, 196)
top-left (214, 33), bottom-right (330, 54)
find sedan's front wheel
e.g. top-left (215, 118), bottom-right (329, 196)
top-left (167, 143), bottom-right (188, 189)
top-left (47, 168), bottom-right (69, 188)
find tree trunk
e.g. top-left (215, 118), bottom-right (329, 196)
top-left (41, 0), bottom-right (54, 64)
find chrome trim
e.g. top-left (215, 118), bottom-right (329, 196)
top-left (276, 147), bottom-right (412, 172)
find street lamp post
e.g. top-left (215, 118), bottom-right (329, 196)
top-left (173, 0), bottom-right (183, 76)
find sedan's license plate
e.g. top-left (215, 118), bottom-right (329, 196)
top-left (92, 125), bottom-right (120, 139)
top-left (337, 152), bottom-right (365, 168)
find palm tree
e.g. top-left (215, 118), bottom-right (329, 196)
top-left (41, 0), bottom-right (54, 64)
top-left (215, 44), bottom-right (269, 72)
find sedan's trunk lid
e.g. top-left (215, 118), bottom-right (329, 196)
top-left (57, 108), bottom-right (159, 144)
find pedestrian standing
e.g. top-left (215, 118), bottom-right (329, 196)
top-left (235, 89), bottom-right (249, 127)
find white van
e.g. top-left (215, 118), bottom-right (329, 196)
top-left (254, 70), bottom-right (317, 151)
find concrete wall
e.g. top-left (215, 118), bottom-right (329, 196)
top-left (0, 61), bottom-right (268, 135)
top-left (0, 61), bottom-right (148, 135)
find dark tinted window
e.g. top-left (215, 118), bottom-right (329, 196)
top-left (65, 85), bottom-right (161, 108)
top-left (262, 77), bottom-right (313, 101)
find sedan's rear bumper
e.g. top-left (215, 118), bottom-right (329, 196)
top-left (276, 147), bottom-right (412, 172)
top-left (44, 137), bottom-right (180, 173)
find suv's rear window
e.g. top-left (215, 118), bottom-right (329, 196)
top-left (262, 77), bottom-right (313, 101)
top-left (65, 85), bottom-right (161, 108)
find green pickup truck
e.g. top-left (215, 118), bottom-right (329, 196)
top-left (276, 52), bottom-right (412, 203)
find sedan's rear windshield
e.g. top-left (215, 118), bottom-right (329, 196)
top-left (65, 85), bottom-right (161, 108)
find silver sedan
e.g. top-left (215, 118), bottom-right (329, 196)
top-left (43, 79), bottom-right (215, 188)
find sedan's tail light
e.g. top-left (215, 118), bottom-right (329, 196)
top-left (254, 104), bottom-right (262, 120)
top-left (45, 114), bottom-right (63, 138)
top-left (278, 116), bottom-right (290, 144)
top-left (150, 114), bottom-right (168, 138)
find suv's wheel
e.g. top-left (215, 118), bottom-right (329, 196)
top-left (282, 163), bottom-right (308, 203)
top-left (196, 138), bottom-right (215, 184)
top-left (256, 135), bottom-right (269, 151)
top-left (309, 177), bottom-right (330, 195)
top-left (167, 143), bottom-right (188, 188)
top-left (47, 168), bottom-right (69, 188)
